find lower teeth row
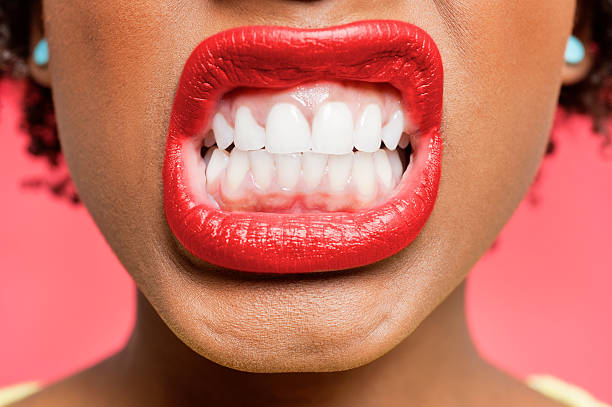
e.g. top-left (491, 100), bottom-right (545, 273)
top-left (199, 146), bottom-right (409, 212)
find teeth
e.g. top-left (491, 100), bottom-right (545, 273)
top-left (354, 104), bottom-right (382, 153)
top-left (265, 103), bottom-right (310, 154)
top-left (312, 102), bottom-right (354, 155)
top-left (205, 148), bottom-right (230, 185)
top-left (352, 152), bottom-right (376, 202)
top-left (275, 153), bottom-right (301, 191)
top-left (327, 153), bottom-right (354, 193)
top-left (203, 100), bottom-right (412, 205)
top-left (235, 107), bottom-right (265, 151)
top-left (386, 149), bottom-right (404, 181)
top-left (302, 152), bottom-right (327, 190)
top-left (373, 149), bottom-right (393, 190)
top-left (226, 149), bottom-right (250, 194)
top-left (249, 150), bottom-right (275, 190)
top-left (212, 113), bottom-right (234, 150)
top-left (382, 110), bottom-right (404, 150)
top-left (213, 104), bottom-right (410, 157)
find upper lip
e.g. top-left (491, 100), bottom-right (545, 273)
top-left (164, 20), bottom-right (444, 274)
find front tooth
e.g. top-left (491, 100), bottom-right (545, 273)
top-left (386, 149), bottom-right (403, 181)
top-left (303, 152), bottom-right (327, 190)
top-left (249, 150), bottom-right (275, 190)
top-left (312, 102), bottom-right (353, 155)
top-left (327, 153), bottom-right (354, 193)
top-left (352, 152), bottom-right (376, 202)
top-left (373, 150), bottom-right (393, 190)
top-left (226, 149), bottom-right (250, 193)
top-left (212, 113), bottom-right (234, 150)
top-left (234, 106), bottom-right (265, 151)
top-left (206, 148), bottom-right (230, 185)
top-left (265, 103), bottom-right (310, 154)
top-left (275, 153), bottom-right (301, 191)
top-left (382, 110), bottom-right (404, 150)
top-left (354, 104), bottom-right (382, 152)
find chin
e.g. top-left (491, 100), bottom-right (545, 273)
top-left (150, 247), bottom-right (440, 373)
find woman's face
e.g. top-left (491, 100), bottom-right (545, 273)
top-left (42, 0), bottom-right (575, 372)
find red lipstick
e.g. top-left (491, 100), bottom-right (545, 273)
top-left (164, 20), bottom-right (443, 274)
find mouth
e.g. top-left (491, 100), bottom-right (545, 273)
top-left (164, 20), bottom-right (443, 274)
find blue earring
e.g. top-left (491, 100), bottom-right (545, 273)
top-left (565, 35), bottom-right (585, 65)
top-left (33, 38), bottom-right (49, 66)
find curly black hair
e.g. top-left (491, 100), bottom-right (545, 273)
top-left (1, 0), bottom-right (611, 202)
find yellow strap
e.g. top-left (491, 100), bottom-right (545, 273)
top-left (527, 375), bottom-right (609, 407)
top-left (0, 382), bottom-right (40, 406)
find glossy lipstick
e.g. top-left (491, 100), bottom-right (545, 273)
top-left (164, 20), bottom-right (443, 274)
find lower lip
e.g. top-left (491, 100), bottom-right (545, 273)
top-left (164, 20), bottom-right (444, 274)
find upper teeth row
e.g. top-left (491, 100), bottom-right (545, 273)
top-left (204, 102), bottom-right (411, 155)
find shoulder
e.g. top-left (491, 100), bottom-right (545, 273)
top-left (527, 375), bottom-right (610, 407)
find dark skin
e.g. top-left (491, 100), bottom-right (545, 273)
top-left (14, 286), bottom-right (565, 406)
top-left (13, 0), bottom-right (597, 405)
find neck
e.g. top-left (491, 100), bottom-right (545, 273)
top-left (115, 281), bottom-right (487, 406)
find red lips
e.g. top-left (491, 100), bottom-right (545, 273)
top-left (164, 20), bottom-right (443, 274)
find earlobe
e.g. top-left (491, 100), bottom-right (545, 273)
top-left (561, 34), bottom-right (595, 86)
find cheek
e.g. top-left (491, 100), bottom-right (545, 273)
top-left (421, 0), bottom-right (575, 277)
top-left (449, 0), bottom-right (575, 154)
top-left (42, 1), bottom-right (203, 276)
top-left (451, 1), bottom-right (575, 203)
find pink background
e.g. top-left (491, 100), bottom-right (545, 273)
top-left (1, 79), bottom-right (611, 403)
